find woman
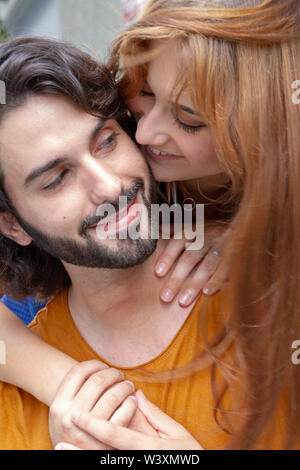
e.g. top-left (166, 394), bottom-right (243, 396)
top-left (55, 0), bottom-right (300, 450)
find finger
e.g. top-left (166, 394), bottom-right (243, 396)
top-left (70, 411), bottom-right (160, 450)
top-left (55, 442), bottom-right (82, 450)
top-left (73, 368), bottom-right (125, 412)
top-left (155, 238), bottom-right (186, 277)
top-left (135, 390), bottom-right (187, 438)
top-left (91, 380), bottom-right (135, 419)
top-left (53, 360), bottom-right (109, 402)
top-left (129, 408), bottom-right (159, 436)
top-left (109, 395), bottom-right (137, 426)
top-left (178, 251), bottom-right (222, 306)
top-left (54, 406), bottom-right (115, 450)
top-left (55, 425), bottom-right (114, 450)
top-left (52, 408), bottom-right (115, 450)
top-left (160, 248), bottom-right (209, 303)
top-left (202, 262), bottom-right (230, 296)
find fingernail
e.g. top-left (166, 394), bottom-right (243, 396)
top-left (129, 394), bottom-right (137, 401)
top-left (179, 290), bottom-right (193, 306)
top-left (125, 380), bottom-right (135, 392)
top-left (136, 389), bottom-right (146, 401)
top-left (55, 444), bottom-right (63, 450)
top-left (156, 262), bottom-right (167, 275)
top-left (71, 410), bottom-right (81, 423)
top-left (203, 287), bottom-right (217, 295)
top-left (161, 288), bottom-right (173, 302)
top-left (135, 390), bottom-right (150, 412)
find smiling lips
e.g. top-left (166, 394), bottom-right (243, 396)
top-left (90, 195), bottom-right (140, 234)
top-left (146, 145), bottom-right (184, 162)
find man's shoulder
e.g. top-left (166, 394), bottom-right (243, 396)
top-left (27, 288), bottom-right (99, 363)
top-left (28, 289), bottom-right (69, 339)
top-left (0, 380), bottom-right (51, 449)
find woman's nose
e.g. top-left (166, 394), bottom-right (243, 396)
top-left (135, 107), bottom-right (169, 147)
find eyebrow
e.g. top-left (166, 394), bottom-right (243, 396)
top-left (144, 80), bottom-right (199, 117)
top-left (24, 119), bottom-right (105, 188)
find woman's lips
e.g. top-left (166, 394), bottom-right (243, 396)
top-left (145, 145), bottom-right (184, 162)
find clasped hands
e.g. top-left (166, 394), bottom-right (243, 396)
top-left (50, 360), bottom-right (202, 450)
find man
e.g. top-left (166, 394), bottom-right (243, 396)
top-left (0, 36), bottom-right (291, 452)
top-left (0, 37), bottom-right (223, 450)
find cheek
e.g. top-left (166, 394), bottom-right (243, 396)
top-left (15, 190), bottom-right (86, 237)
top-left (128, 96), bottom-right (144, 114)
top-left (183, 132), bottom-right (219, 168)
top-left (122, 141), bottom-right (148, 173)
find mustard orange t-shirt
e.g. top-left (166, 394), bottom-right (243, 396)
top-left (0, 289), bottom-right (295, 449)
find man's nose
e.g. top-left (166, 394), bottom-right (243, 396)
top-left (83, 157), bottom-right (122, 205)
top-left (135, 107), bottom-right (169, 147)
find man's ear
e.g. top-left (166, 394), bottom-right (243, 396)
top-left (0, 212), bottom-right (32, 246)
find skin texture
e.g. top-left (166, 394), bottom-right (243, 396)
top-left (129, 39), bottom-right (224, 186)
top-left (0, 94), bottom-right (153, 258)
top-left (0, 88), bottom-right (227, 450)
top-left (0, 94), bottom-right (203, 449)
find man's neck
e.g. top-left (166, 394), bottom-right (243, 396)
top-left (66, 239), bottom-right (167, 328)
top-left (64, 239), bottom-right (195, 367)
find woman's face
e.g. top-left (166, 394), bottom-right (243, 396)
top-left (128, 39), bottom-right (224, 183)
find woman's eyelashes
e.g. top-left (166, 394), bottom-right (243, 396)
top-left (43, 132), bottom-right (120, 191)
top-left (140, 89), bottom-right (154, 97)
top-left (139, 89), bottom-right (205, 134)
top-left (173, 116), bottom-right (205, 134)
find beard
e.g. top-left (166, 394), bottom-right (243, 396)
top-left (12, 175), bottom-right (161, 270)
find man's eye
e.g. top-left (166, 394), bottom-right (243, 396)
top-left (96, 132), bottom-right (120, 151)
top-left (43, 169), bottom-right (69, 191)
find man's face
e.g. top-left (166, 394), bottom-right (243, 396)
top-left (0, 94), bottom-right (159, 268)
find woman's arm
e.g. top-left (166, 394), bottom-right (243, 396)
top-left (0, 303), bottom-right (157, 448)
top-left (0, 300), bottom-right (77, 405)
top-left (0, 222), bottom-right (229, 409)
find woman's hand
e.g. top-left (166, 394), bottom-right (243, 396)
top-left (49, 361), bottom-right (158, 450)
top-left (55, 389), bottom-right (203, 450)
top-left (49, 361), bottom-right (138, 450)
top-left (156, 223), bottom-right (230, 307)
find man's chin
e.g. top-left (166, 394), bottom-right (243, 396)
top-left (59, 232), bottom-right (158, 270)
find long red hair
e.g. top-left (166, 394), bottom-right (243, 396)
top-left (110, 0), bottom-right (300, 448)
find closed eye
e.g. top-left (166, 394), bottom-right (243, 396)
top-left (140, 90), bottom-right (154, 97)
top-left (173, 116), bottom-right (205, 134)
top-left (43, 169), bottom-right (69, 191)
top-left (96, 132), bottom-right (120, 152)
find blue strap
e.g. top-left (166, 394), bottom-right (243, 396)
top-left (1, 295), bottom-right (46, 325)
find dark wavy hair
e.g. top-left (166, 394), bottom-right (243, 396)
top-left (0, 36), bottom-right (135, 300)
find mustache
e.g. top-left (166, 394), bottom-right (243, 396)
top-left (79, 178), bottom-right (144, 235)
